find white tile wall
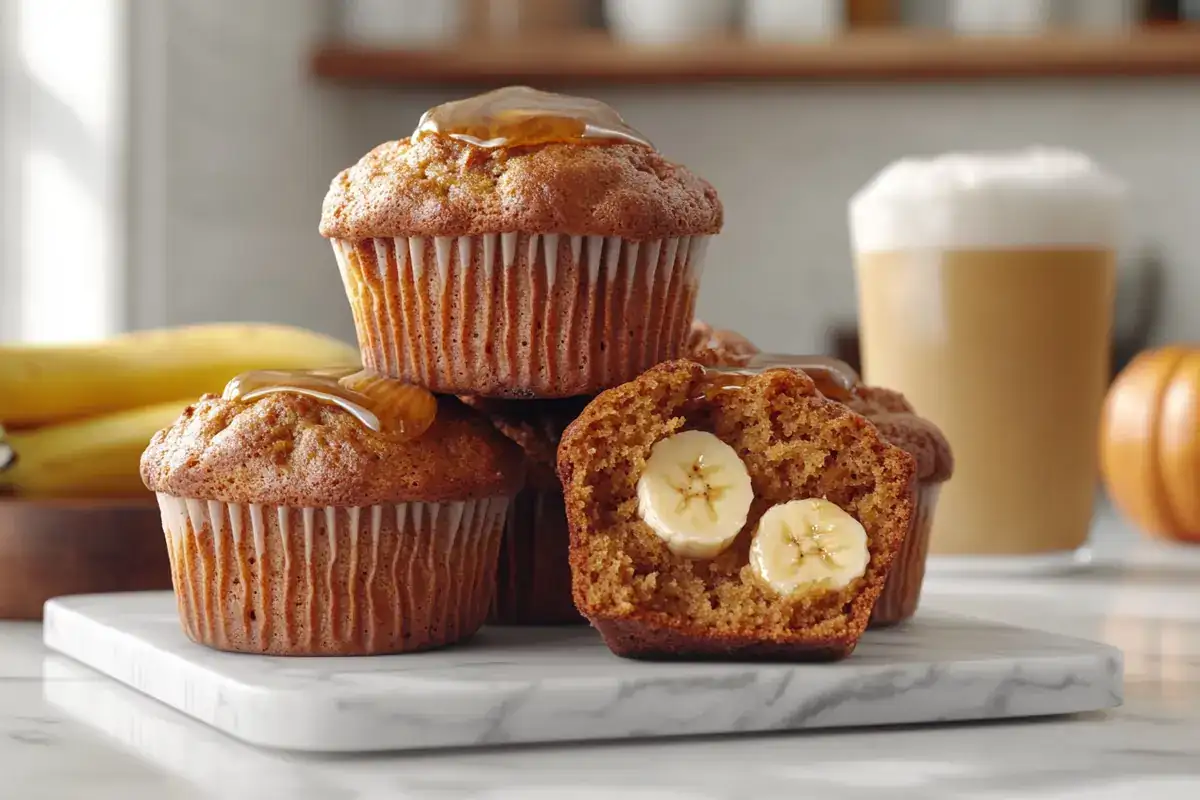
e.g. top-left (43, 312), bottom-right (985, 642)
top-left (133, 2), bottom-right (1200, 354)
top-left (130, 0), bottom-right (354, 337)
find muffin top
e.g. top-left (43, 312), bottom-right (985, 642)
top-left (319, 87), bottom-right (722, 240)
top-left (141, 390), bottom-right (526, 507)
top-left (843, 387), bottom-right (953, 484)
top-left (459, 396), bottom-right (592, 492)
top-left (686, 319), bottom-right (762, 367)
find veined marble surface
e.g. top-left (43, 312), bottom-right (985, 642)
top-left (5, 506), bottom-right (1200, 799)
top-left (41, 596), bottom-right (1122, 752)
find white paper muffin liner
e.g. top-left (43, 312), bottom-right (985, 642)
top-left (157, 494), bottom-right (508, 655)
top-left (332, 233), bottom-right (708, 397)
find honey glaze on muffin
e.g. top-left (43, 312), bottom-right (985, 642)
top-left (222, 369), bottom-right (437, 441)
top-left (702, 356), bottom-right (861, 402)
top-left (414, 86), bottom-right (653, 150)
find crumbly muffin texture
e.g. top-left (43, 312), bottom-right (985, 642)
top-left (141, 392), bottom-right (526, 507)
top-left (320, 135), bottom-right (723, 240)
top-left (557, 360), bottom-right (917, 660)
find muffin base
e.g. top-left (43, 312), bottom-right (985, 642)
top-left (489, 485), bottom-right (584, 626)
top-left (332, 233), bottom-right (707, 397)
top-left (157, 494), bottom-right (508, 655)
top-left (592, 615), bottom-right (852, 661)
top-left (869, 485), bottom-right (941, 628)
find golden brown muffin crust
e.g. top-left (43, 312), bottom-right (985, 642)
top-left (320, 136), bottom-right (723, 240)
top-left (845, 387), bottom-right (954, 483)
top-left (845, 385), bottom-right (914, 415)
top-left (141, 393), bottom-right (525, 506)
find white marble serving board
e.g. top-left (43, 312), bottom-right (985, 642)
top-left (43, 592), bottom-right (1123, 753)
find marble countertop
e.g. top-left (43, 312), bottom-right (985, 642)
top-left (5, 505), bottom-right (1200, 800)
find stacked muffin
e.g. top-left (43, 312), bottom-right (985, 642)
top-left (141, 387), bottom-right (525, 655)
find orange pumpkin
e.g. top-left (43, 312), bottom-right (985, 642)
top-left (1100, 346), bottom-right (1200, 543)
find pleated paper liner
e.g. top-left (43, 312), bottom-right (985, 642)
top-left (870, 484), bottom-right (941, 627)
top-left (489, 484), bottom-right (583, 626)
top-left (333, 232), bottom-right (708, 397)
top-left (157, 495), bottom-right (508, 655)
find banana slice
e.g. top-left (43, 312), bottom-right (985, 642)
top-left (750, 498), bottom-right (870, 596)
top-left (636, 430), bottom-right (754, 559)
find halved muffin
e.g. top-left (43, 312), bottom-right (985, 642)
top-left (557, 360), bottom-right (917, 660)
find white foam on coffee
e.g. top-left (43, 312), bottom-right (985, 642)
top-left (849, 148), bottom-right (1125, 253)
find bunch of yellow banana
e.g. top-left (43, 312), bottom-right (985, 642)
top-left (0, 323), bottom-right (360, 498)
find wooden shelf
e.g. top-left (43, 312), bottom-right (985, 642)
top-left (312, 28), bottom-right (1200, 86)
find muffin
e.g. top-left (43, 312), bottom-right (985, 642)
top-left (844, 386), bottom-right (953, 627)
top-left (461, 396), bottom-right (591, 625)
top-left (140, 372), bottom-right (525, 655)
top-left (557, 360), bottom-right (917, 660)
top-left (320, 86), bottom-right (723, 398)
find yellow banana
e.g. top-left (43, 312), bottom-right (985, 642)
top-left (0, 399), bottom-right (192, 498)
top-left (0, 323), bottom-right (360, 427)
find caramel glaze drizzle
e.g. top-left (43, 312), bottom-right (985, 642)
top-left (222, 369), bottom-right (438, 442)
top-left (697, 354), bottom-right (863, 403)
top-left (413, 86), bottom-right (654, 150)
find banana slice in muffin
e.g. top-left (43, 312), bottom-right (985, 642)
top-left (636, 430), bottom-right (754, 559)
top-left (750, 499), bottom-right (870, 596)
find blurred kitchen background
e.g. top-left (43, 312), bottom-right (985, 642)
top-left (2, 0), bottom-right (1197, 372)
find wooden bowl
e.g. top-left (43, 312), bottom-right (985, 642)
top-left (0, 496), bottom-right (171, 619)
